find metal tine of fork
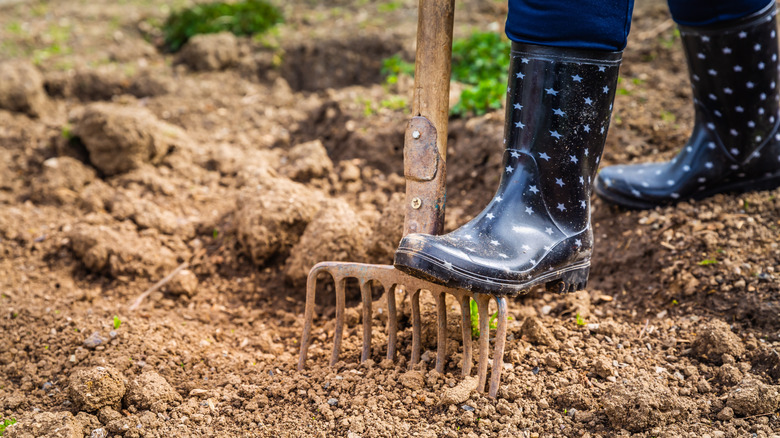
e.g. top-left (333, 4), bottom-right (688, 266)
top-left (297, 266), bottom-right (323, 371)
top-left (459, 295), bottom-right (473, 377)
top-left (475, 294), bottom-right (491, 392)
top-left (386, 284), bottom-right (399, 361)
top-left (435, 292), bottom-right (447, 373)
top-left (409, 289), bottom-right (422, 368)
top-left (360, 280), bottom-right (373, 362)
top-left (329, 276), bottom-right (347, 366)
top-left (488, 297), bottom-right (508, 398)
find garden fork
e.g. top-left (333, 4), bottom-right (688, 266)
top-left (297, 0), bottom-right (510, 398)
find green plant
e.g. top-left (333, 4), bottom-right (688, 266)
top-left (660, 110), bottom-right (676, 123)
top-left (381, 31), bottom-right (511, 116)
top-left (381, 54), bottom-right (415, 85)
top-left (698, 258), bottom-right (718, 266)
top-left (378, 0), bottom-right (402, 12)
top-left (450, 31), bottom-right (511, 116)
top-left (162, 0), bottom-right (283, 51)
top-left (0, 418), bottom-right (17, 436)
top-left (113, 315), bottom-right (121, 330)
top-left (469, 298), bottom-right (480, 337)
top-left (469, 298), bottom-right (512, 337)
top-left (575, 313), bottom-right (586, 326)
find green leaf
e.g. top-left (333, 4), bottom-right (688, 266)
top-left (113, 315), bottom-right (121, 330)
top-left (162, 0), bottom-right (283, 52)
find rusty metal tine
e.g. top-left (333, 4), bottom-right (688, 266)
top-left (360, 280), bottom-right (373, 362)
top-left (435, 292), bottom-right (447, 373)
top-left (329, 276), bottom-right (346, 366)
top-left (460, 295), bottom-right (473, 377)
top-left (410, 289), bottom-right (422, 368)
top-left (475, 294), bottom-right (491, 392)
top-left (386, 284), bottom-right (399, 361)
top-left (488, 297), bottom-right (508, 398)
top-left (298, 266), bottom-right (324, 371)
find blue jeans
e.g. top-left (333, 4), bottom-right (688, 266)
top-left (505, 0), bottom-right (774, 51)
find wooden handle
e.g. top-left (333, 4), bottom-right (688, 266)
top-left (402, 0), bottom-right (454, 237)
top-left (413, 0), bottom-right (454, 161)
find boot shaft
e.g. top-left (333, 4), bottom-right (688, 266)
top-left (680, 2), bottom-right (780, 161)
top-left (502, 42), bottom-right (621, 234)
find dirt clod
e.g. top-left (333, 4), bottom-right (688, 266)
top-left (690, 320), bottom-right (745, 364)
top-left (725, 377), bottom-right (780, 417)
top-left (4, 411), bottom-right (80, 438)
top-left (32, 157), bottom-right (97, 205)
top-left (284, 198), bottom-right (373, 286)
top-left (178, 32), bottom-right (239, 71)
top-left (124, 372), bottom-right (182, 412)
top-left (235, 178), bottom-right (322, 266)
top-left (68, 224), bottom-right (177, 278)
top-left (68, 366), bottom-right (126, 412)
top-left (602, 379), bottom-right (688, 433)
top-left (399, 370), bottom-right (424, 391)
top-left (73, 102), bottom-right (191, 176)
top-left (520, 317), bottom-right (559, 347)
top-left (440, 376), bottom-right (478, 405)
top-left (281, 139), bottom-right (334, 181)
top-left (0, 61), bottom-right (48, 117)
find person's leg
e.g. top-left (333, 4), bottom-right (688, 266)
top-left (667, 0), bottom-right (771, 26)
top-left (506, 0), bottom-right (634, 51)
top-left (393, 1), bottom-right (631, 294)
top-left (595, 0), bottom-right (780, 208)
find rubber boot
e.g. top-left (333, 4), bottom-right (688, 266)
top-left (595, 2), bottom-right (780, 209)
top-left (394, 42), bottom-right (621, 295)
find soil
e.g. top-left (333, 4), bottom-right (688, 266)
top-left (1, 0), bottom-right (779, 437)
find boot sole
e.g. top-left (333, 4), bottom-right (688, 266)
top-left (394, 249), bottom-right (590, 296)
top-left (594, 173), bottom-right (780, 210)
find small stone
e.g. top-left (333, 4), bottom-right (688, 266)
top-left (91, 428), bottom-right (108, 438)
top-left (109, 330), bottom-right (118, 339)
top-left (83, 332), bottom-right (105, 349)
top-left (327, 398), bottom-right (339, 406)
top-left (167, 269), bottom-right (199, 297)
top-left (461, 404), bottom-right (475, 412)
top-left (716, 406), bottom-right (734, 421)
top-left (189, 389), bottom-right (208, 397)
top-left (440, 377), bottom-right (478, 405)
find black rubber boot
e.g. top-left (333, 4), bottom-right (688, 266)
top-left (394, 42), bottom-right (621, 295)
top-left (595, 2), bottom-right (780, 209)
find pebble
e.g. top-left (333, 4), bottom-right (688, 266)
top-left (461, 405), bottom-right (475, 412)
top-left (83, 332), bottom-right (104, 349)
top-left (328, 398), bottom-right (339, 406)
top-left (42, 381), bottom-right (54, 391)
top-left (109, 330), bottom-right (118, 338)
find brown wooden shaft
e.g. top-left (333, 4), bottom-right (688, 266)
top-left (413, 0), bottom-right (454, 161)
